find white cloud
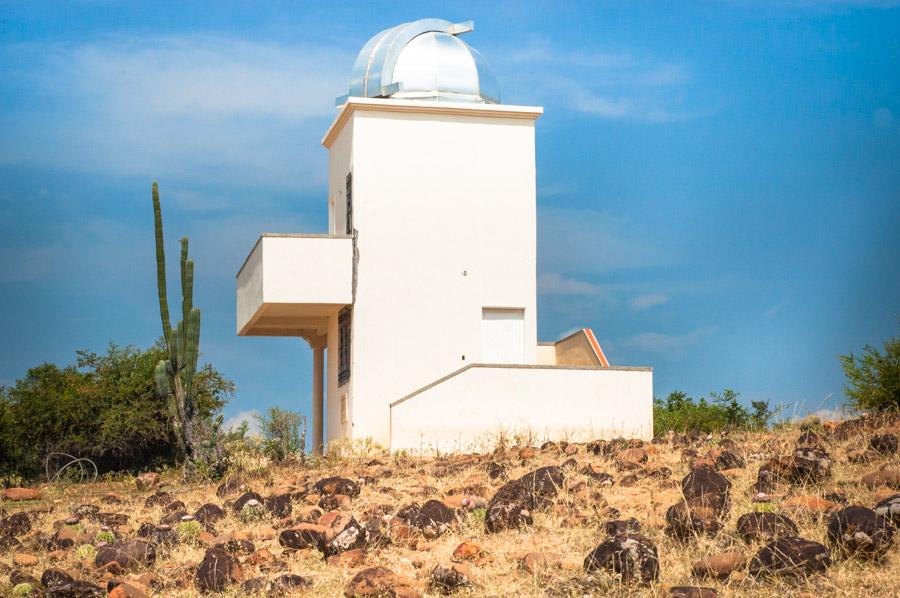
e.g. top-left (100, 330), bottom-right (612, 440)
top-left (224, 409), bottom-right (263, 437)
top-left (537, 272), bottom-right (606, 296)
top-left (630, 293), bottom-right (669, 310)
top-left (0, 35), bottom-right (353, 190)
top-left (538, 207), bottom-right (672, 274)
top-left (620, 327), bottom-right (715, 355)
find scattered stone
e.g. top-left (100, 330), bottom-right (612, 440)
top-left (193, 503), bottom-right (225, 526)
top-left (13, 553), bottom-right (38, 567)
top-left (431, 563), bottom-right (470, 593)
top-left (1, 513), bottom-right (32, 536)
top-left (344, 566), bottom-right (408, 597)
top-left (681, 465), bottom-right (730, 511)
top-left (321, 516), bottom-right (368, 557)
top-left (714, 450), bottom-right (745, 470)
top-left (518, 447), bottom-right (537, 460)
top-left (195, 548), bottom-right (242, 593)
top-left (314, 476), bottom-right (361, 498)
top-left (604, 518), bottom-right (641, 537)
top-left (271, 573), bottom-right (311, 592)
top-left (415, 499), bottom-right (456, 538)
top-left (108, 581), bottom-right (150, 598)
top-left (691, 550), bottom-right (747, 579)
top-left (873, 493), bottom-right (900, 526)
top-left (826, 505), bottom-right (894, 558)
top-left (861, 467), bottom-right (900, 489)
top-left (484, 501), bottom-right (532, 533)
top-left (781, 495), bottom-right (839, 518)
top-left (670, 588), bottom-right (720, 598)
top-left (45, 580), bottom-right (105, 597)
top-left (583, 533), bottom-right (659, 585)
top-left (735, 512), bottom-right (798, 543)
top-left (665, 500), bottom-right (721, 540)
top-left (279, 523), bottom-right (325, 550)
top-left (452, 541), bottom-right (484, 561)
top-left (749, 537), bottom-right (831, 578)
top-left (489, 466), bottom-right (564, 512)
top-left (618, 447), bottom-right (648, 464)
top-left (485, 462), bottom-right (508, 480)
top-left (870, 433), bottom-right (898, 455)
top-left (231, 491), bottom-right (264, 514)
top-left (3, 488), bottom-right (42, 501)
top-left (41, 567), bottom-right (75, 588)
top-left (327, 547), bottom-right (366, 567)
top-left (94, 540), bottom-right (156, 570)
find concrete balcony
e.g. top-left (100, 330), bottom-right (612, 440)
top-left (236, 234), bottom-right (353, 338)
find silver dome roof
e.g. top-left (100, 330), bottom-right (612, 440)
top-left (345, 18), bottom-right (500, 105)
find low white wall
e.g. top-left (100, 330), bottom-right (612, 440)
top-left (390, 364), bottom-right (653, 453)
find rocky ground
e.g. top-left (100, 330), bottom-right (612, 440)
top-left (2, 416), bottom-right (900, 597)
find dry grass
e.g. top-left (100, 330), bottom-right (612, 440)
top-left (1, 424), bottom-right (899, 597)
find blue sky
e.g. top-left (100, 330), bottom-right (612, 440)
top-left (1, 1), bottom-right (898, 431)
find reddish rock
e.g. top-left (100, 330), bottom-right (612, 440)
top-left (327, 547), bottom-right (366, 567)
top-left (3, 488), bottom-right (41, 501)
top-left (619, 447), bottom-right (648, 464)
top-left (452, 541), bottom-right (484, 561)
top-left (691, 551), bottom-right (747, 579)
top-left (13, 553), bottom-right (38, 566)
top-left (781, 495), bottom-right (839, 517)
top-left (861, 467), bottom-right (900, 489)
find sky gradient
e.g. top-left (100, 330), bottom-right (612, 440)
top-left (1, 1), bottom-right (898, 432)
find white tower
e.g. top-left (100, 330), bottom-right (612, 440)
top-left (237, 19), bottom-right (653, 454)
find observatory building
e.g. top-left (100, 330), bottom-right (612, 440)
top-left (236, 18), bottom-right (653, 453)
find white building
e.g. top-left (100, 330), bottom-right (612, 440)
top-left (236, 18), bottom-right (653, 454)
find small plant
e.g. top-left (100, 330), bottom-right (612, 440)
top-left (240, 500), bottom-right (267, 523)
top-left (753, 502), bottom-right (776, 513)
top-left (177, 519), bottom-right (203, 543)
top-left (12, 583), bottom-right (35, 596)
top-left (75, 544), bottom-right (97, 561)
top-left (840, 320), bottom-right (900, 412)
top-left (94, 530), bottom-right (115, 544)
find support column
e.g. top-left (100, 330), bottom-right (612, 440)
top-left (311, 342), bottom-right (325, 456)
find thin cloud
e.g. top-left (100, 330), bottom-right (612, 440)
top-left (224, 409), bottom-right (263, 437)
top-left (537, 272), bottom-right (606, 296)
top-left (620, 327), bottom-right (715, 355)
top-left (630, 293), bottom-right (669, 310)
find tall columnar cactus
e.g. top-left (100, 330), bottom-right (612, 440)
top-left (152, 182), bottom-right (208, 468)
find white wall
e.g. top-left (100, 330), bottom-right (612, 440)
top-left (326, 99), bottom-right (542, 446)
top-left (390, 365), bottom-right (654, 453)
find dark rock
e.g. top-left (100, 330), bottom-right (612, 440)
top-left (143, 492), bottom-right (173, 508)
top-left (797, 429), bottom-right (822, 447)
top-left (873, 493), bottom-right (900, 527)
top-left (94, 540), bottom-right (156, 570)
top-left (279, 524), bottom-right (324, 550)
top-left (41, 568), bottom-right (75, 588)
top-left (240, 577), bottom-right (268, 593)
top-left (314, 476), bottom-right (361, 498)
top-left (485, 462), bottom-right (508, 480)
top-left (749, 537), bottom-right (831, 578)
top-left (215, 538), bottom-right (256, 556)
top-left (45, 580), bottom-right (105, 597)
top-left (582, 466), bottom-right (614, 485)
top-left (484, 501), bottom-right (532, 533)
top-left (583, 533), bottom-right (659, 585)
top-left (271, 573), bottom-right (311, 591)
top-left (0, 533), bottom-right (22, 551)
top-left (0, 512), bottom-right (32, 536)
top-left (489, 466), bottom-right (564, 511)
top-left (665, 500), bottom-right (721, 540)
top-left (232, 491), bottom-right (264, 514)
top-left (195, 548), bottom-right (242, 593)
top-left (604, 518), bottom-right (641, 537)
top-left (265, 494), bottom-right (294, 518)
top-left (826, 506), bottom-right (894, 558)
top-left (215, 478), bottom-right (243, 498)
top-left (95, 512), bottom-right (128, 526)
top-left (735, 512), bottom-right (798, 543)
top-left (870, 433), bottom-right (898, 455)
top-left (148, 524), bottom-right (179, 546)
top-left (193, 503), bottom-right (225, 526)
top-left (681, 465), bottom-right (730, 511)
top-left (74, 505), bottom-right (100, 520)
top-left (431, 563), bottom-right (470, 593)
top-left (164, 500), bottom-right (186, 513)
top-left (791, 446), bottom-right (832, 483)
top-left (669, 588), bottom-right (719, 598)
top-left (714, 451), bottom-right (745, 470)
top-left (11, 570), bottom-right (40, 586)
top-left (344, 567), bottom-right (398, 597)
top-left (158, 510), bottom-right (188, 526)
top-left (414, 500), bottom-right (455, 537)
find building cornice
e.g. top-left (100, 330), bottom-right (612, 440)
top-left (322, 97), bottom-right (543, 148)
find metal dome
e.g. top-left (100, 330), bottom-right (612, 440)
top-left (344, 18), bottom-right (500, 105)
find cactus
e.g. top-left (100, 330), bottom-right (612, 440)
top-left (152, 182), bottom-right (221, 475)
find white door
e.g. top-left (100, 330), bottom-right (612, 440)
top-left (481, 308), bottom-right (525, 364)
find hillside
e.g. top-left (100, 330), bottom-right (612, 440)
top-left (2, 417), bottom-right (899, 597)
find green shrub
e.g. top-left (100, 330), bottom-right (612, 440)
top-left (0, 342), bottom-right (233, 480)
top-left (74, 544), bottom-right (97, 561)
top-left (653, 389), bottom-right (776, 436)
top-left (239, 501), bottom-right (267, 523)
top-left (94, 530), bottom-right (116, 544)
top-left (840, 321), bottom-right (900, 412)
top-left (177, 520), bottom-right (203, 543)
top-left (12, 583), bottom-right (35, 596)
top-left (256, 407), bottom-right (306, 463)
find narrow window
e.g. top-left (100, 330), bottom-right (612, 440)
top-left (338, 306), bottom-right (351, 385)
top-left (345, 172), bottom-right (353, 234)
